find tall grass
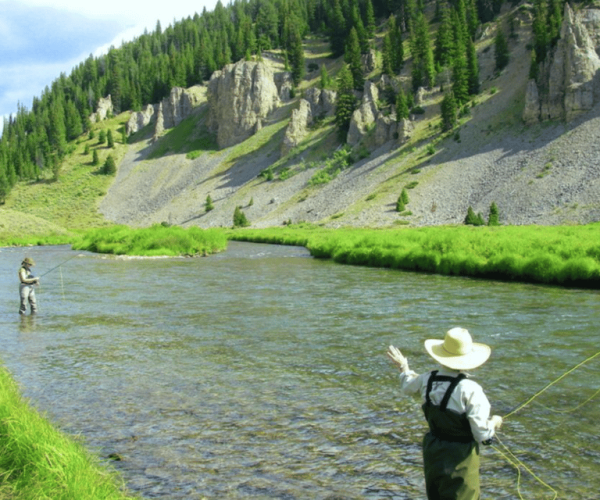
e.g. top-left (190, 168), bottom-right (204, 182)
top-left (0, 365), bottom-right (136, 499)
top-left (73, 224), bottom-right (228, 256)
top-left (228, 224), bottom-right (600, 288)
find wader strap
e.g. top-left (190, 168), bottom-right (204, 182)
top-left (425, 371), bottom-right (467, 411)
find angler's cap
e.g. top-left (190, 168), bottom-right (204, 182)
top-left (424, 327), bottom-right (491, 371)
top-left (22, 257), bottom-right (35, 266)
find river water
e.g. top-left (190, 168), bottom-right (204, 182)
top-left (0, 242), bottom-right (598, 499)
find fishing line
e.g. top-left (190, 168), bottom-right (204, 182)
top-left (492, 435), bottom-right (558, 500)
top-left (503, 350), bottom-right (600, 420)
top-left (492, 350), bottom-right (599, 498)
top-left (39, 254), bottom-right (80, 278)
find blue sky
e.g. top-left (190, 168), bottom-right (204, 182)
top-left (0, 0), bottom-right (219, 134)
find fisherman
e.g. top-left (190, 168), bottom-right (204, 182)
top-left (387, 327), bottom-right (503, 500)
top-left (18, 257), bottom-right (39, 315)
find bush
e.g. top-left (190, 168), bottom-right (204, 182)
top-left (102, 155), bottom-right (116, 175)
top-left (465, 206), bottom-right (485, 226)
top-left (233, 206), bottom-right (250, 228)
top-left (205, 195), bottom-right (214, 212)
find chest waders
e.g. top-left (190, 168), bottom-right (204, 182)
top-left (421, 371), bottom-right (480, 500)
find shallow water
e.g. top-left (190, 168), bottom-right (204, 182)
top-left (0, 242), bottom-right (598, 499)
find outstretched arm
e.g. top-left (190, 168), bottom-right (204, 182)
top-left (387, 345), bottom-right (410, 373)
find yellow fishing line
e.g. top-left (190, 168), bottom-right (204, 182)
top-left (492, 435), bottom-right (558, 500)
top-left (532, 386), bottom-right (600, 414)
top-left (492, 350), bottom-right (599, 498)
top-left (504, 350), bottom-right (600, 420)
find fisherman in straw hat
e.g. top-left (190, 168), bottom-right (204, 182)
top-left (387, 327), bottom-right (503, 500)
top-left (18, 257), bottom-right (40, 315)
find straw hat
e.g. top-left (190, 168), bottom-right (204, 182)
top-left (424, 327), bottom-right (491, 370)
top-left (22, 257), bottom-right (35, 266)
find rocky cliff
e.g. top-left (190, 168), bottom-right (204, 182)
top-left (524, 4), bottom-right (600, 123)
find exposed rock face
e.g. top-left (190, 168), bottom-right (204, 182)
top-left (126, 86), bottom-right (202, 137)
top-left (281, 99), bottom-right (312, 157)
top-left (207, 61), bottom-right (280, 149)
top-left (346, 80), bottom-right (414, 148)
top-left (347, 81), bottom-right (379, 146)
top-left (126, 104), bottom-right (157, 136)
top-left (90, 95), bottom-right (113, 123)
top-left (303, 87), bottom-right (337, 118)
top-left (274, 71), bottom-right (294, 101)
top-left (524, 4), bottom-right (600, 123)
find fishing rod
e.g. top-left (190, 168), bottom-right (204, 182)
top-left (39, 254), bottom-right (81, 278)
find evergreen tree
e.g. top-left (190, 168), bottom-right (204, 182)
top-left (345, 27), bottom-right (364, 91)
top-left (396, 87), bottom-right (409, 120)
top-left (388, 15), bottom-right (404, 73)
top-left (334, 64), bottom-right (357, 143)
top-left (365, 0), bottom-right (376, 39)
top-left (401, 188), bottom-right (409, 205)
top-left (92, 149), bottom-right (99, 166)
top-left (320, 64), bottom-right (331, 89)
top-left (452, 38), bottom-right (469, 104)
top-left (107, 129), bottom-right (115, 148)
top-left (441, 91), bottom-right (458, 131)
top-left (103, 154), bottom-right (116, 175)
top-left (396, 196), bottom-right (405, 212)
top-left (288, 26), bottom-right (305, 86)
top-left (466, 38), bottom-right (480, 95)
top-left (382, 33), bottom-right (395, 77)
top-left (98, 130), bottom-right (106, 145)
top-left (434, 4), bottom-right (455, 70)
top-left (205, 194), bottom-right (214, 212)
top-left (410, 12), bottom-right (435, 91)
top-left (488, 202), bottom-right (500, 226)
top-left (495, 27), bottom-right (510, 71)
top-left (233, 206), bottom-right (250, 227)
top-left (330, 0), bottom-right (347, 57)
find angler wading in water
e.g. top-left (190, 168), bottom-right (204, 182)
top-left (387, 327), bottom-right (503, 500)
top-left (18, 257), bottom-right (40, 315)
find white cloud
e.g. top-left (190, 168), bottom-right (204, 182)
top-left (0, 0), bottom-right (219, 130)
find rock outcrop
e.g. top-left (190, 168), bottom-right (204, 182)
top-left (126, 104), bottom-right (157, 136)
top-left (346, 81), bottom-right (413, 148)
top-left (303, 87), bottom-right (337, 118)
top-left (125, 87), bottom-right (203, 137)
top-left (207, 61), bottom-right (280, 149)
top-left (90, 95), bottom-right (113, 123)
top-left (281, 99), bottom-right (312, 157)
top-left (524, 4), bottom-right (600, 123)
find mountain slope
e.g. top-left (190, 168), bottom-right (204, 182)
top-left (97, 5), bottom-right (600, 229)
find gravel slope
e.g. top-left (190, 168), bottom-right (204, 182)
top-left (99, 14), bottom-right (600, 229)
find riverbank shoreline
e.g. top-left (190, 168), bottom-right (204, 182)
top-left (0, 365), bottom-right (137, 500)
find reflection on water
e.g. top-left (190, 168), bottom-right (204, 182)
top-left (0, 242), bottom-right (598, 499)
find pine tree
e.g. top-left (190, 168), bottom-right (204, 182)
top-left (320, 64), bottom-right (331, 90)
top-left (396, 87), bottom-right (409, 120)
top-left (401, 188), bottom-right (409, 205)
top-left (233, 206), bottom-right (250, 227)
top-left (288, 26), bottom-right (305, 86)
top-left (205, 194), bottom-right (214, 212)
top-left (441, 92), bottom-right (458, 131)
top-left (495, 28), bottom-right (510, 71)
top-left (452, 38), bottom-right (469, 105)
top-left (103, 154), bottom-right (116, 175)
top-left (466, 38), bottom-right (480, 95)
top-left (330, 0), bottom-right (347, 57)
top-left (382, 33), bottom-right (395, 77)
top-left (345, 27), bottom-right (364, 91)
top-left (98, 130), bottom-right (106, 145)
top-left (365, 0), bottom-right (376, 39)
top-left (107, 129), bottom-right (115, 148)
top-left (92, 149), bottom-right (99, 166)
top-left (488, 202), bottom-right (500, 226)
top-left (334, 65), bottom-right (357, 143)
top-left (410, 12), bottom-right (435, 91)
top-left (396, 196), bottom-right (405, 212)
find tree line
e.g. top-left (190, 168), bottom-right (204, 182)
top-left (1, 0), bottom-right (560, 203)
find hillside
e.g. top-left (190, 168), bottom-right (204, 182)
top-left (3, 3), bottom-right (600, 234)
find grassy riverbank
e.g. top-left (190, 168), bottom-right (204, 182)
top-left (228, 223), bottom-right (600, 288)
top-left (72, 224), bottom-right (228, 256)
top-left (0, 366), bottom-right (136, 500)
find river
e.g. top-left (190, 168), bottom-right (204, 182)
top-left (0, 242), bottom-right (598, 499)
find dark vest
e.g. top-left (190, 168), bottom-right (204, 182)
top-left (422, 370), bottom-right (474, 443)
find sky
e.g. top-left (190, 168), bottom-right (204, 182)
top-left (0, 0), bottom-right (220, 134)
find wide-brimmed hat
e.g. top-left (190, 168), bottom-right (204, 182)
top-left (22, 257), bottom-right (35, 266)
top-left (424, 327), bottom-right (491, 370)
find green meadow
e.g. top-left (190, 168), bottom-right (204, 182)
top-left (227, 223), bottom-right (600, 288)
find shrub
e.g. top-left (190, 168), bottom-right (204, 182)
top-left (233, 206), bottom-right (250, 228)
top-left (102, 155), bottom-right (116, 175)
top-left (488, 202), bottom-right (500, 226)
top-left (205, 195), bottom-right (214, 212)
top-left (465, 206), bottom-right (485, 226)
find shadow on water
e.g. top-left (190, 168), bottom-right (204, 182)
top-left (0, 242), bottom-right (598, 499)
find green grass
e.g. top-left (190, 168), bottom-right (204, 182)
top-left (227, 224), bottom-right (600, 288)
top-left (73, 224), bottom-right (228, 257)
top-left (0, 365), bottom-right (137, 499)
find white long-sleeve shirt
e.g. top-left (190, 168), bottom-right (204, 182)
top-left (400, 366), bottom-right (497, 443)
